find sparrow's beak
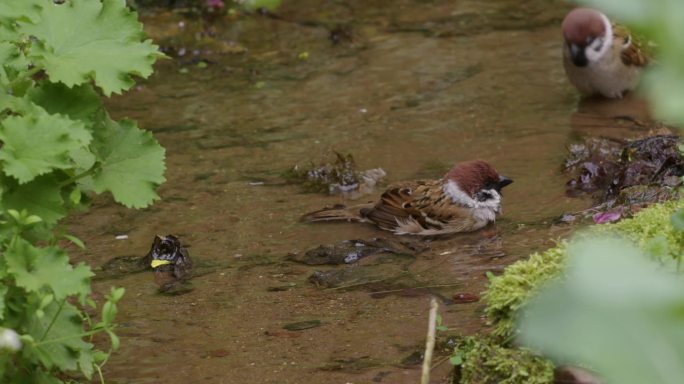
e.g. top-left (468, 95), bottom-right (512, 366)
top-left (568, 43), bottom-right (588, 67)
top-left (496, 176), bottom-right (513, 192)
top-left (151, 259), bottom-right (172, 268)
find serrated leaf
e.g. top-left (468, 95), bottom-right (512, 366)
top-left (21, 0), bottom-right (162, 96)
top-left (26, 83), bottom-right (103, 124)
top-left (89, 118), bottom-right (165, 208)
top-left (78, 347), bottom-right (95, 380)
top-left (0, 111), bottom-right (91, 183)
top-left (0, 42), bottom-right (28, 87)
top-left (2, 175), bottom-right (66, 224)
top-left (5, 237), bottom-right (93, 300)
top-left (26, 300), bottom-right (92, 371)
top-left (0, 0), bottom-right (43, 23)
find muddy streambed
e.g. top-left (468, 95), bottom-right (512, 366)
top-left (66, 1), bottom-right (658, 383)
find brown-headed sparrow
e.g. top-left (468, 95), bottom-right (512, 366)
top-left (562, 8), bottom-right (649, 99)
top-left (303, 160), bottom-right (512, 236)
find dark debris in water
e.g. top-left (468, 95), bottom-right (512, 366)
top-left (563, 135), bottom-right (682, 222)
top-left (319, 356), bottom-right (380, 372)
top-left (282, 320), bottom-right (323, 331)
top-left (288, 237), bottom-right (427, 265)
top-left (285, 152), bottom-right (385, 197)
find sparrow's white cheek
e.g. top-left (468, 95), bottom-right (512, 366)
top-left (585, 38), bottom-right (607, 63)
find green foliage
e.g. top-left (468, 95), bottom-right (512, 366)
top-left (520, 237), bottom-right (684, 384)
top-left (453, 336), bottom-right (555, 384)
top-left (0, 0), bottom-right (164, 382)
top-left (20, 0), bottom-right (162, 96)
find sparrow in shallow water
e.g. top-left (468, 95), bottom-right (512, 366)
top-left (144, 235), bottom-right (192, 289)
top-left (303, 160), bottom-right (512, 236)
top-left (562, 8), bottom-right (650, 99)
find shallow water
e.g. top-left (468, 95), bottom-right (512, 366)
top-left (67, 1), bottom-right (655, 382)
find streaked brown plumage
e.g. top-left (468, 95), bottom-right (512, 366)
top-left (303, 160), bottom-right (512, 236)
top-left (562, 8), bottom-right (651, 98)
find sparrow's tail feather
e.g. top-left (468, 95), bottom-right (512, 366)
top-left (302, 203), bottom-right (373, 223)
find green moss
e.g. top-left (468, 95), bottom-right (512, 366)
top-left (457, 200), bottom-right (684, 384)
top-left (484, 243), bottom-right (567, 340)
top-left (601, 200), bottom-right (684, 261)
top-left (455, 336), bottom-right (555, 384)
top-left (485, 200), bottom-right (684, 340)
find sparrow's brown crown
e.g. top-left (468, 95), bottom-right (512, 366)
top-left (445, 160), bottom-right (511, 197)
top-left (562, 8), bottom-right (606, 46)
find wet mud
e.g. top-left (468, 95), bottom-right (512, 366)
top-left (62, 0), bottom-right (661, 382)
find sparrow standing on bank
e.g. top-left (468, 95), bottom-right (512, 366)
top-left (562, 8), bottom-right (649, 98)
top-left (303, 160), bottom-right (513, 236)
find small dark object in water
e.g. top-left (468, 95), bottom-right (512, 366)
top-left (282, 320), bottom-right (322, 331)
top-left (288, 237), bottom-right (426, 265)
top-left (285, 152), bottom-right (385, 197)
top-left (452, 293), bottom-right (480, 304)
top-left (565, 135), bottom-right (682, 204)
top-left (400, 351), bottom-right (424, 367)
top-left (143, 235), bottom-right (193, 293)
top-left (329, 25), bottom-right (353, 45)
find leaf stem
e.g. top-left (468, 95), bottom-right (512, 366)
top-left (60, 167), bottom-right (98, 187)
top-left (40, 298), bottom-right (65, 341)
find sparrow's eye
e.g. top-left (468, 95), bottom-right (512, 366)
top-left (476, 191), bottom-right (494, 202)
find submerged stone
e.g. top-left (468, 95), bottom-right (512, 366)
top-left (288, 237), bottom-right (427, 265)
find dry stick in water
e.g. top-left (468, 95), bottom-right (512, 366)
top-left (421, 297), bottom-right (439, 384)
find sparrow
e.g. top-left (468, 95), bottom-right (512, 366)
top-left (143, 234), bottom-right (193, 289)
top-left (562, 7), bottom-right (650, 99)
top-left (303, 160), bottom-right (512, 236)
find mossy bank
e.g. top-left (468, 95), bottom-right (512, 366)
top-left (453, 200), bottom-right (684, 384)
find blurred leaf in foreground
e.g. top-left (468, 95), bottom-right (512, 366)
top-left (519, 237), bottom-right (684, 384)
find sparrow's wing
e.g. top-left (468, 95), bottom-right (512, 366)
top-left (361, 182), bottom-right (424, 230)
top-left (411, 187), bottom-right (480, 232)
top-left (363, 180), bottom-right (479, 234)
top-left (613, 23), bottom-right (650, 67)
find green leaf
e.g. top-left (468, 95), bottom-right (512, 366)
top-left (107, 329), bottom-right (120, 350)
top-left (26, 83), bottom-right (103, 124)
top-left (5, 237), bottom-right (93, 300)
top-left (0, 286), bottom-right (7, 321)
top-left (672, 208), bottom-right (684, 232)
top-left (2, 175), bottom-right (66, 224)
top-left (110, 287), bottom-right (125, 303)
top-left (0, 0), bottom-right (43, 23)
top-left (101, 301), bottom-right (117, 326)
top-left (0, 42), bottom-right (28, 87)
top-left (21, 0), bottom-right (162, 96)
top-left (449, 351), bottom-right (463, 366)
top-left (0, 111), bottom-right (91, 183)
top-left (63, 234), bottom-right (85, 250)
top-left (26, 300), bottom-right (92, 371)
top-left (242, 0), bottom-right (282, 11)
top-left (78, 347), bottom-right (95, 380)
top-left (89, 118), bottom-right (165, 208)
top-left (520, 237), bottom-right (684, 384)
